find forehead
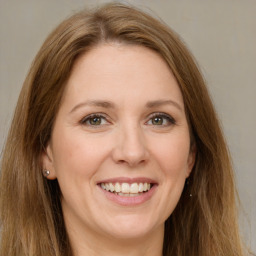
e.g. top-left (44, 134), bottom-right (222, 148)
top-left (61, 43), bottom-right (184, 109)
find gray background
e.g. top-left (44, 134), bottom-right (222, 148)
top-left (0, 0), bottom-right (255, 252)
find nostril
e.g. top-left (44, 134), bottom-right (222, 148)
top-left (112, 148), bottom-right (148, 167)
top-left (116, 157), bottom-right (147, 167)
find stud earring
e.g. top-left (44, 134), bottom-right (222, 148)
top-left (43, 169), bottom-right (50, 177)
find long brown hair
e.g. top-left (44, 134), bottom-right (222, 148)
top-left (0, 3), bottom-right (247, 256)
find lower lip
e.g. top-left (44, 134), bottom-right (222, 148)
top-left (98, 185), bottom-right (157, 206)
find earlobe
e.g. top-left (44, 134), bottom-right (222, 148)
top-left (41, 144), bottom-right (57, 180)
top-left (186, 144), bottom-right (197, 177)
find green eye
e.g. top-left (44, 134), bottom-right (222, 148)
top-left (81, 114), bottom-right (108, 126)
top-left (147, 113), bottom-right (176, 126)
top-left (152, 116), bottom-right (164, 125)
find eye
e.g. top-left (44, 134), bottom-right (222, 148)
top-left (146, 113), bottom-right (176, 126)
top-left (80, 114), bottom-right (109, 126)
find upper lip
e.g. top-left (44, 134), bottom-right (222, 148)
top-left (97, 177), bottom-right (158, 184)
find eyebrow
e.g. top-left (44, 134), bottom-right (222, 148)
top-left (146, 99), bottom-right (183, 111)
top-left (70, 99), bottom-right (183, 114)
top-left (70, 100), bottom-right (115, 113)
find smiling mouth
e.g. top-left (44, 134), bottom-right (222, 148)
top-left (99, 182), bottom-right (153, 197)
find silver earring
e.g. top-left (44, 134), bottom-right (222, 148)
top-left (43, 169), bottom-right (50, 177)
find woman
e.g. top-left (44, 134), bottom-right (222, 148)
top-left (0, 3), bottom-right (247, 256)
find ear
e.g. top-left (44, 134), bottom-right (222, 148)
top-left (186, 143), bottom-right (197, 178)
top-left (41, 143), bottom-right (57, 180)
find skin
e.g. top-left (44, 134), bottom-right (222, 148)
top-left (42, 44), bottom-right (195, 256)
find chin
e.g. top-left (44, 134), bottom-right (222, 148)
top-left (99, 213), bottom-right (162, 241)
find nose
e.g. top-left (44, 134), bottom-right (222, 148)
top-left (111, 124), bottom-right (149, 167)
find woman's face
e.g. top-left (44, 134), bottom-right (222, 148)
top-left (43, 44), bottom-right (195, 242)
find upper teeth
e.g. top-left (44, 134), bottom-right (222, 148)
top-left (100, 182), bottom-right (151, 194)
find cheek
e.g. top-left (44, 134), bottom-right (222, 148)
top-left (146, 131), bottom-right (191, 221)
top-left (149, 131), bottom-right (191, 177)
top-left (51, 130), bottom-right (110, 180)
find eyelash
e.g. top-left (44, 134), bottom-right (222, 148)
top-left (146, 112), bottom-right (176, 126)
top-left (80, 113), bottom-right (110, 127)
top-left (80, 112), bottom-right (176, 127)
